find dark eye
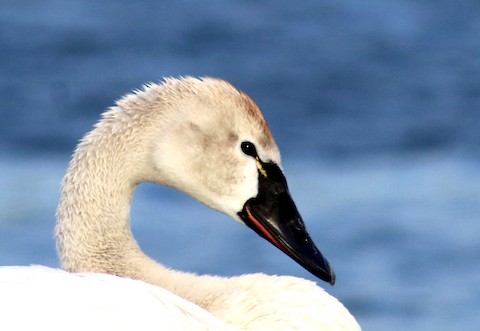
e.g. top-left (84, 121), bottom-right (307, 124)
top-left (241, 141), bottom-right (257, 157)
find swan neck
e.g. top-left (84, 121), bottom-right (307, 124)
top-left (54, 103), bottom-right (227, 310)
top-left (56, 138), bottom-right (142, 273)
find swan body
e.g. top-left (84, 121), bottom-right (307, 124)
top-left (1, 77), bottom-right (361, 330)
top-left (0, 266), bottom-right (234, 331)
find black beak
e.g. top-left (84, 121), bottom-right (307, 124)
top-left (238, 161), bottom-right (336, 285)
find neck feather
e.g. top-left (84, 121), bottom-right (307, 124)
top-left (54, 98), bottom-right (229, 310)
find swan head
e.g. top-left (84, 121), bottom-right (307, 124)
top-left (125, 77), bottom-right (335, 284)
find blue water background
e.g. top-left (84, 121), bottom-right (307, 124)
top-left (1, 1), bottom-right (479, 329)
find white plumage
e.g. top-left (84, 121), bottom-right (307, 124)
top-left (0, 266), bottom-right (234, 331)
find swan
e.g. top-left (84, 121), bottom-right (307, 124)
top-left (0, 77), bottom-right (360, 330)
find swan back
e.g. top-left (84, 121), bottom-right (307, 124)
top-left (212, 274), bottom-right (361, 330)
top-left (0, 266), bottom-right (235, 331)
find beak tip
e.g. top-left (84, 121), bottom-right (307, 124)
top-left (318, 262), bottom-right (336, 286)
top-left (329, 269), bottom-right (336, 286)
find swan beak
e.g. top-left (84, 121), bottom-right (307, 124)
top-left (238, 162), bottom-right (336, 285)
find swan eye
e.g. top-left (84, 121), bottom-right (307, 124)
top-left (241, 141), bottom-right (257, 158)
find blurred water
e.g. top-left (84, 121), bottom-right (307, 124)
top-left (1, 1), bottom-right (479, 330)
